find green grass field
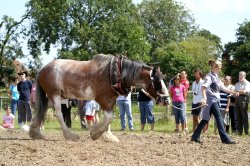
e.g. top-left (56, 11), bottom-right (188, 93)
top-left (0, 86), bottom-right (247, 136)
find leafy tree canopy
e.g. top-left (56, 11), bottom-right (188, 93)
top-left (138, 0), bottom-right (196, 61)
top-left (223, 20), bottom-right (250, 81)
top-left (27, 0), bottom-right (151, 61)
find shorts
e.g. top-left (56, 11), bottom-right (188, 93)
top-left (86, 115), bottom-right (94, 121)
top-left (192, 103), bottom-right (202, 115)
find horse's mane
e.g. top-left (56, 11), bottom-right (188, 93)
top-left (122, 58), bottom-right (151, 86)
top-left (92, 53), bottom-right (152, 86)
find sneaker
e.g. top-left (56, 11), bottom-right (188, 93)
top-left (191, 138), bottom-right (203, 144)
top-left (222, 140), bottom-right (236, 144)
top-left (129, 128), bottom-right (134, 131)
top-left (121, 128), bottom-right (125, 131)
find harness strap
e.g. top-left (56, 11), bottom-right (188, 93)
top-left (110, 55), bottom-right (130, 96)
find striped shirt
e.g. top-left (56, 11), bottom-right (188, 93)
top-left (219, 90), bottom-right (229, 111)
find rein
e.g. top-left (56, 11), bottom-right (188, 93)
top-left (110, 55), bottom-right (130, 96)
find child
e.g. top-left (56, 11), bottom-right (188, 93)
top-left (85, 100), bottom-right (98, 128)
top-left (169, 75), bottom-right (187, 133)
top-left (0, 106), bottom-right (15, 130)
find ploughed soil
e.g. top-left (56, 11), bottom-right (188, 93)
top-left (0, 129), bottom-right (249, 166)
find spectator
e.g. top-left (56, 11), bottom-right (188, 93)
top-left (17, 71), bottom-right (32, 126)
top-left (117, 92), bottom-right (134, 131)
top-left (30, 79), bottom-right (36, 109)
top-left (0, 106), bottom-right (15, 130)
top-left (191, 69), bottom-right (204, 132)
top-left (7, 77), bottom-right (19, 122)
top-left (224, 76), bottom-right (237, 133)
top-left (138, 88), bottom-right (154, 132)
top-left (61, 99), bottom-right (72, 128)
top-left (214, 77), bottom-right (231, 134)
top-left (170, 75), bottom-right (187, 133)
top-left (234, 71), bottom-right (250, 135)
top-left (180, 70), bottom-right (190, 132)
top-left (191, 59), bottom-right (238, 144)
top-left (84, 100), bottom-right (98, 128)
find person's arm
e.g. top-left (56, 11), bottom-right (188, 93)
top-left (237, 83), bottom-right (250, 95)
top-left (141, 88), bottom-right (153, 99)
top-left (225, 97), bottom-right (231, 113)
top-left (221, 85), bottom-right (239, 96)
top-left (7, 85), bottom-right (12, 99)
top-left (200, 86), bottom-right (207, 106)
top-left (183, 86), bottom-right (187, 102)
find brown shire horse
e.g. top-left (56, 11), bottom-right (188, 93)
top-left (29, 54), bottom-right (169, 142)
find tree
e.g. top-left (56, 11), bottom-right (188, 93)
top-left (0, 13), bottom-right (30, 83)
top-left (138, 0), bottom-right (196, 61)
top-left (196, 29), bottom-right (223, 56)
top-left (156, 35), bottom-right (217, 81)
top-left (223, 20), bottom-right (250, 81)
top-left (27, 0), bottom-right (151, 62)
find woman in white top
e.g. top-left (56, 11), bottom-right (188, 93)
top-left (191, 69), bottom-right (204, 131)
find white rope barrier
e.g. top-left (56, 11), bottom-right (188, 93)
top-left (169, 103), bottom-right (207, 111)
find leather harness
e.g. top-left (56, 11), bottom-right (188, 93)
top-left (110, 55), bottom-right (131, 96)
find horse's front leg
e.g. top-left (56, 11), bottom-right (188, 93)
top-left (90, 110), bottom-right (119, 142)
top-left (53, 98), bottom-right (80, 141)
top-left (102, 124), bottom-right (119, 142)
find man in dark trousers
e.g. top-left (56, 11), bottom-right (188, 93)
top-left (234, 71), bottom-right (250, 135)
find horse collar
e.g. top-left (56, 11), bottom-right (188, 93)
top-left (110, 55), bottom-right (131, 96)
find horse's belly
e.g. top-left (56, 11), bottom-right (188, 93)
top-left (70, 85), bottom-right (95, 100)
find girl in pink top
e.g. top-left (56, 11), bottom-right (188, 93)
top-left (170, 75), bottom-right (187, 133)
top-left (1, 106), bottom-right (15, 129)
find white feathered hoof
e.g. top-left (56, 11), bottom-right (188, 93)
top-left (101, 131), bottom-right (119, 142)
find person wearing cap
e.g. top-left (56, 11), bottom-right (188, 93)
top-left (17, 71), bottom-right (33, 126)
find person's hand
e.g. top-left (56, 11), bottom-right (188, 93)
top-left (234, 91), bottom-right (239, 97)
top-left (225, 108), bottom-right (229, 113)
top-left (200, 97), bottom-right (207, 106)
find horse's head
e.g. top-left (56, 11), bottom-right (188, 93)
top-left (144, 66), bottom-right (170, 105)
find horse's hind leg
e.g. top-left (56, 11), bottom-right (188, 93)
top-left (90, 111), bottom-right (119, 142)
top-left (30, 116), bottom-right (45, 140)
top-left (53, 97), bottom-right (80, 141)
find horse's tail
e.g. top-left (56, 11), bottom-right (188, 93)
top-left (30, 75), bottom-right (49, 139)
top-left (34, 78), bottom-right (48, 126)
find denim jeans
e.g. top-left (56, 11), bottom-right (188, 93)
top-left (172, 102), bottom-right (185, 124)
top-left (11, 99), bottom-right (18, 116)
top-left (117, 100), bottom-right (134, 129)
top-left (192, 101), bottom-right (232, 142)
top-left (139, 101), bottom-right (154, 124)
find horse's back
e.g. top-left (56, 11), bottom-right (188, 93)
top-left (37, 57), bottom-right (111, 100)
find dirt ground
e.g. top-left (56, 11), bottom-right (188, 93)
top-left (0, 129), bottom-right (249, 166)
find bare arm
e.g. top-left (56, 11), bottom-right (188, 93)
top-left (200, 86), bottom-right (207, 106)
top-left (141, 88), bottom-right (153, 99)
